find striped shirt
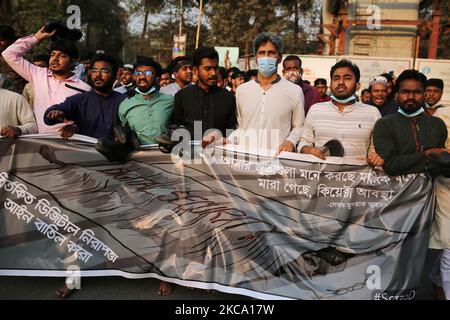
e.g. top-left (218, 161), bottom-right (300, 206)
top-left (298, 101), bottom-right (381, 158)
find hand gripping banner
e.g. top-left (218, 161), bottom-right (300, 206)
top-left (0, 136), bottom-right (434, 300)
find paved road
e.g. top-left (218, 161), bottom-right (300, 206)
top-left (0, 250), bottom-right (439, 300)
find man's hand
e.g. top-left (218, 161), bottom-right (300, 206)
top-left (202, 131), bottom-right (229, 149)
top-left (300, 146), bottom-right (326, 160)
top-left (367, 151), bottom-right (384, 167)
top-left (47, 110), bottom-right (67, 123)
top-left (424, 148), bottom-right (448, 158)
top-left (278, 140), bottom-right (295, 153)
top-left (1, 126), bottom-right (22, 138)
top-left (34, 25), bottom-right (57, 42)
top-left (59, 124), bottom-right (78, 140)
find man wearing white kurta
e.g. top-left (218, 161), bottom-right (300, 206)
top-left (228, 33), bottom-right (304, 154)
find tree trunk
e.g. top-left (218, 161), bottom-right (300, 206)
top-left (294, 0), bottom-right (299, 48)
top-left (141, 1), bottom-right (150, 53)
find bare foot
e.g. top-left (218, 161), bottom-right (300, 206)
top-left (55, 284), bottom-right (75, 299)
top-left (157, 281), bottom-right (173, 296)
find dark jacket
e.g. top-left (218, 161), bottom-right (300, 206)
top-left (373, 112), bottom-right (447, 175)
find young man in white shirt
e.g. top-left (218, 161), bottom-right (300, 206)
top-left (229, 32), bottom-right (305, 153)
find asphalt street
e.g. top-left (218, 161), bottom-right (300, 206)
top-left (0, 249), bottom-right (440, 300)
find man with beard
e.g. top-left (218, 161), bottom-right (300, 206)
top-left (380, 72), bottom-right (397, 103)
top-left (282, 55), bottom-right (319, 115)
top-left (360, 88), bottom-right (371, 104)
top-left (368, 75), bottom-right (398, 117)
top-left (2, 25), bottom-right (91, 133)
top-left (161, 57), bottom-right (193, 96)
top-left (171, 46), bottom-right (236, 141)
top-left (425, 78), bottom-right (446, 116)
top-left (299, 59), bottom-right (384, 166)
top-left (118, 56), bottom-right (174, 145)
top-left (373, 69), bottom-right (447, 176)
top-left (44, 54), bottom-right (126, 140)
top-left (113, 64), bottom-right (135, 95)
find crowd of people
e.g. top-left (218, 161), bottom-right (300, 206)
top-left (1, 23), bottom-right (450, 300)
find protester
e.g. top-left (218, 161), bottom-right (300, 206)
top-left (430, 103), bottom-right (450, 300)
top-left (159, 68), bottom-right (172, 88)
top-left (373, 69), bottom-right (447, 176)
top-left (244, 69), bottom-right (258, 82)
top-left (228, 32), bottom-right (304, 153)
top-left (217, 66), bottom-right (228, 88)
top-left (380, 72), bottom-right (396, 102)
top-left (314, 78), bottom-right (331, 102)
top-left (160, 57), bottom-right (193, 96)
top-left (2, 25), bottom-right (91, 133)
top-left (368, 75), bottom-right (398, 116)
top-left (226, 66), bottom-right (240, 92)
top-left (282, 55), bottom-right (320, 115)
top-left (360, 88), bottom-right (371, 104)
top-left (425, 78), bottom-right (445, 116)
top-left (171, 46), bottom-right (236, 142)
top-left (230, 70), bottom-right (245, 95)
top-left (114, 63), bottom-right (135, 95)
top-left (22, 54), bottom-right (50, 108)
top-left (0, 88), bottom-right (37, 138)
top-left (0, 24), bottom-right (27, 93)
top-left (299, 59), bottom-right (383, 166)
top-left (44, 54), bottom-right (125, 140)
top-left (119, 56), bottom-right (174, 145)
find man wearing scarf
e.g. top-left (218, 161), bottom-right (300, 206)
top-left (373, 69), bottom-right (447, 176)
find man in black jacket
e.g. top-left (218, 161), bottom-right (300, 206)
top-left (373, 69), bottom-right (448, 176)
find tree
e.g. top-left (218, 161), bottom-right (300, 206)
top-left (204, 0), bottom-right (280, 55)
top-left (419, 0), bottom-right (450, 59)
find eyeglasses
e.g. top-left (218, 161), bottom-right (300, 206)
top-left (134, 70), bottom-right (154, 77)
top-left (90, 68), bottom-right (112, 75)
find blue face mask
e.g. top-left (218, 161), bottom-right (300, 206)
top-left (257, 57), bottom-right (278, 77)
top-left (398, 107), bottom-right (425, 118)
top-left (330, 94), bottom-right (356, 104)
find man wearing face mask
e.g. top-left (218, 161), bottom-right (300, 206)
top-left (282, 55), bottom-right (320, 115)
top-left (43, 54), bottom-right (126, 140)
top-left (373, 69), bottom-right (448, 176)
top-left (118, 56), bottom-right (174, 145)
top-left (228, 32), bottom-right (305, 153)
top-left (299, 59), bottom-right (383, 166)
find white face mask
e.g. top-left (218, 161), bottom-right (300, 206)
top-left (284, 71), bottom-right (301, 84)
